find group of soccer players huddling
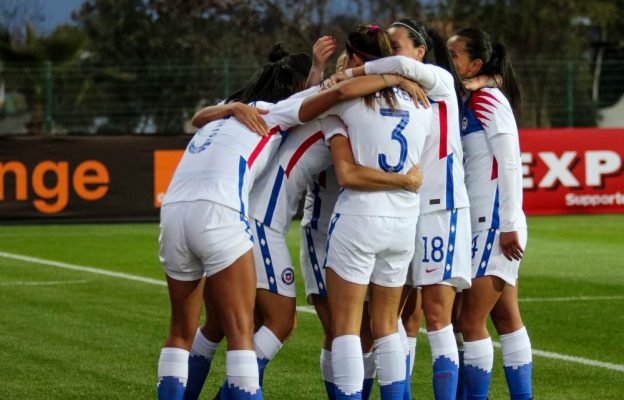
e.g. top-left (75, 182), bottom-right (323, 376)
top-left (156, 17), bottom-right (533, 400)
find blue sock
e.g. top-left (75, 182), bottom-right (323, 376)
top-left (428, 325), bottom-right (459, 400)
top-left (158, 376), bottom-right (186, 400)
top-left (226, 382), bottom-right (263, 400)
top-left (456, 349), bottom-right (467, 400)
top-left (184, 355), bottom-right (211, 400)
top-left (216, 381), bottom-right (229, 400)
top-left (325, 381), bottom-right (337, 400)
top-left (462, 338), bottom-right (493, 400)
top-left (403, 354), bottom-right (411, 400)
top-left (158, 347), bottom-right (189, 400)
top-left (500, 327), bottom-right (533, 400)
top-left (184, 329), bottom-right (220, 400)
top-left (257, 358), bottom-right (270, 387)
top-left (375, 333), bottom-right (406, 400)
top-left (432, 356), bottom-right (459, 400)
top-left (362, 378), bottom-right (374, 400)
top-left (504, 364), bottom-right (533, 400)
top-left (463, 365), bottom-right (491, 400)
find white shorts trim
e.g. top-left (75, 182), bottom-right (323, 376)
top-left (410, 208), bottom-right (471, 289)
top-left (159, 201), bottom-right (253, 280)
top-left (300, 224), bottom-right (328, 304)
top-left (325, 213), bottom-right (417, 287)
top-left (250, 219), bottom-right (296, 297)
top-left (471, 228), bottom-right (528, 286)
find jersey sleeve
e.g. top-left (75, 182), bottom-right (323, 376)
top-left (489, 132), bottom-right (522, 232)
top-left (288, 85), bottom-right (321, 100)
top-left (471, 89), bottom-right (517, 139)
top-left (319, 115), bottom-right (348, 143)
top-left (363, 56), bottom-right (439, 92)
top-left (264, 96), bottom-right (306, 130)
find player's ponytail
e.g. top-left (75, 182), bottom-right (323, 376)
top-left (226, 44), bottom-right (311, 104)
top-left (268, 43), bottom-right (289, 63)
top-left (346, 24), bottom-right (397, 109)
top-left (390, 19), bottom-right (465, 109)
top-left (483, 43), bottom-right (522, 113)
top-left (454, 28), bottom-right (523, 113)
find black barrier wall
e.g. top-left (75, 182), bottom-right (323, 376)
top-left (0, 136), bottom-right (190, 222)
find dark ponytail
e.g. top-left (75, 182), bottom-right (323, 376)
top-left (454, 28), bottom-right (523, 113)
top-left (390, 19), bottom-right (465, 109)
top-left (226, 43), bottom-right (311, 104)
top-left (345, 24), bottom-right (397, 109)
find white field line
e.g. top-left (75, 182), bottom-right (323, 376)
top-left (0, 279), bottom-right (89, 286)
top-left (519, 295), bottom-right (624, 303)
top-left (0, 251), bottom-right (166, 287)
top-left (296, 305), bottom-right (624, 373)
top-left (2, 250), bottom-right (622, 373)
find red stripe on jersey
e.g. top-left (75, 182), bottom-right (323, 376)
top-left (285, 130), bottom-right (324, 177)
top-left (470, 90), bottom-right (501, 128)
top-left (438, 100), bottom-right (448, 159)
top-left (247, 125), bottom-right (282, 168)
top-left (491, 157), bottom-right (498, 180)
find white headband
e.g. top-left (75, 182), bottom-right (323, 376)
top-left (392, 22), bottom-right (428, 52)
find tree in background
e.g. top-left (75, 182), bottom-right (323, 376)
top-left (0, 24), bottom-right (85, 134)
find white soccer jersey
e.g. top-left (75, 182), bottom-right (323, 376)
top-left (461, 88), bottom-right (526, 232)
top-left (248, 117), bottom-right (346, 235)
top-left (300, 167), bottom-right (341, 235)
top-left (324, 89), bottom-right (431, 217)
top-left (162, 96), bottom-right (305, 214)
top-left (365, 56), bottom-right (469, 214)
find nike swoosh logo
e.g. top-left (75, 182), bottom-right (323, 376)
top-left (425, 267), bottom-right (439, 273)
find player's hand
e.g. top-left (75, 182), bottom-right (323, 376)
top-left (312, 36), bottom-right (336, 70)
top-left (232, 103), bottom-right (269, 136)
top-left (403, 164), bottom-right (424, 193)
top-left (499, 231), bottom-right (524, 261)
top-left (322, 70), bottom-right (350, 90)
top-left (463, 74), bottom-right (500, 91)
top-left (397, 77), bottom-right (430, 108)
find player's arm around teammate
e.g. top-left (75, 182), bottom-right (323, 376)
top-left (157, 43), bottom-right (421, 400)
top-left (448, 28), bottom-right (532, 400)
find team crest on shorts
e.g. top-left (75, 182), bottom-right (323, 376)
top-left (281, 268), bottom-right (295, 285)
top-left (462, 116), bottom-right (468, 130)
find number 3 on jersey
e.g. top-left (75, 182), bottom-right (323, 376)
top-left (378, 108), bottom-right (409, 172)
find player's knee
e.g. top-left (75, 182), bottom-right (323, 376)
top-left (370, 317), bottom-right (399, 339)
top-left (491, 312), bottom-right (523, 335)
top-left (263, 311), bottom-right (297, 341)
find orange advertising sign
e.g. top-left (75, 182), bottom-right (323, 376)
top-left (153, 150), bottom-right (184, 208)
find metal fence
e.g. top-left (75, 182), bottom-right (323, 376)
top-left (1, 59), bottom-right (623, 135)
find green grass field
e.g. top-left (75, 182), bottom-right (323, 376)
top-left (0, 215), bottom-right (623, 399)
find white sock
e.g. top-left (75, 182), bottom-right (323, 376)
top-left (158, 347), bottom-right (189, 385)
top-left (363, 352), bottom-right (376, 380)
top-left (397, 320), bottom-right (409, 356)
top-left (254, 326), bottom-right (282, 361)
top-left (428, 324), bottom-right (459, 365)
top-left (226, 350), bottom-right (260, 394)
top-left (500, 327), bottom-right (532, 367)
top-left (463, 337), bottom-right (493, 372)
top-left (320, 348), bottom-right (334, 383)
top-left (407, 337), bottom-right (417, 374)
top-left (190, 329), bottom-right (220, 359)
top-left (374, 333), bottom-right (406, 386)
top-left (332, 335), bottom-right (364, 396)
